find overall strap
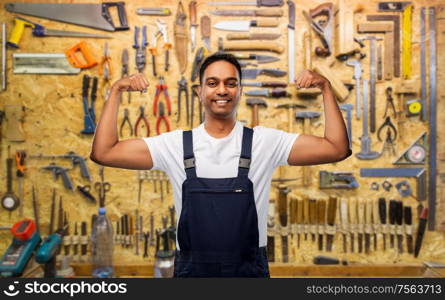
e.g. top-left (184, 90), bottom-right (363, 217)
top-left (182, 130), bottom-right (197, 179)
top-left (238, 127), bottom-right (253, 177)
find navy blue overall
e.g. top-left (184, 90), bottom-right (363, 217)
top-left (173, 127), bottom-right (270, 277)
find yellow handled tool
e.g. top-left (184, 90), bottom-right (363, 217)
top-left (7, 17), bottom-right (35, 48)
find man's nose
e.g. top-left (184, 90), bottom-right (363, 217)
top-left (216, 82), bottom-right (228, 95)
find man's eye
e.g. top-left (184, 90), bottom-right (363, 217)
top-left (207, 81), bottom-right (217, 87)
top-left (226, 82), bottom-right (238, 88)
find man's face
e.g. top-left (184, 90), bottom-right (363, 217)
top-left (197, 60), bottom-right (242, 119)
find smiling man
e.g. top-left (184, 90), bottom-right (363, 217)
top-left (90, 52), bottom-right (351, 278)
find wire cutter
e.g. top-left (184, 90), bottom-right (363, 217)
top-left (135, 106), bottom-right (150, 137)
top-left (99, 42), bottom-right (113, 98)
top-left (384, 87), bottom-right (396, 118)
top-left (377, 116), bottom-right (397, 142)
top-left (133, 25), bottom-right (148, 73)
top-left (177, 76), bottom-right (189, 125)
top-left (156, 102), bottom-right (171, 135)
top-left (153, 76), bottom-right (172, 116)
top-left (120, 108), bottom-right (133, 137)
top-left (156, 19), bottom-right (172, 72)
top-left (149, 20), bottom-right (172, 76)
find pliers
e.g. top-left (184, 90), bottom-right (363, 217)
top-left (153, 76), bottom-right (172, 116)
top-left (135, 106), bottom-right (150, 137)
top-left (177, 76), bottom-right (189, 125)
top-left (156, 102), bottom-right (171, 135)
top-left (120, 108), bottom-right (133, 137)
top-left (384, 86), bottom-right (396, 118)
top-left (121, 48), bottom-right (131, 104)
top-left (133, 25), bottom-right (148, 73)
top-left (377, 116), bottom-right (397, 142)
top-left (190, 84), bottom-right (202, 128)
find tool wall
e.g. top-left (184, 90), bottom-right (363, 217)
top-left (1, 0), bottom-right (445, 274)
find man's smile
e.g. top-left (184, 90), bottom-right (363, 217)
top-left (212, 99), bottom-right (232, 106)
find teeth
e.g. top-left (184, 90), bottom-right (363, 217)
top-left (215, 100), bottom-right (229, 103)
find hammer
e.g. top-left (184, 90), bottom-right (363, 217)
top-left (246, 98), bottom-right (267, 127)
top-left (296, 111), bottom-right (321, 186)
top-left (275, 103), bottom-right (306, 132)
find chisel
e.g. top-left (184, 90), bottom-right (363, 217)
top-left (395, 200), bottom-right (404, 253)
top-left (289, 196), bottom-right (297, 239)
top-left (404, 206), bottom-right (413, 254)
top-left (296, 197), bottom-right (303, 247)
top-left (49, 188), bottom-right (56, 235)
top-left (378, 197), bottom-right (387, 250)
top-left (326, 196), bottom-right (337, 251)
top-left (135, 209), bottom-right (139, 256)
top-left (389, 200), bottom-right (397, 248)
top-left (364, 199), bottom-right (373, 254)
top-left (357, 198), bottom-right (365, 253)
top-left (81, 221), bottom-right (88, 259)
top-left (277, 185), bottom-right (289, 228)
top-left (414, 207), bottom-right (428, 258)
top-left (339, 198), bottom-right (349, 253)
top-left (143, 232), bottom-right (150, 258)
top-left (317, 199), bottom-right (326, 251)
top-left (32, 185), bottom-right (40, 235)
top-left (309, 199), bottom-right (317, 242)
top-left (303, 196), bottom-right (310, 241)
top-left (63, 211), bottom-right (70, 255)
top-left (73, 222), bottom-right (78, 257)
top-left (267, 235), bottom-right (275, 262)
top-left (348, 198), bottom-right (357, 252)
top-left (372, 198), bottom-right (380, 251)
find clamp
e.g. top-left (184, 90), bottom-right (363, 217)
top-left (384, 86), bottom-right (396, 118)
top-left (156, 102), bottom-right (171, 135)
top-left (134, 106), bottom-right (150, 137)
top-left (377, 116), bottom-right (397, 142)
top-left (177, 76), bottom-right (189, 125)
top-left (133, 25), bottom-right (148, 73)
top-left (153, 76), bottom-right (172, 116)
top-left (119, 108), bottom-right (133, 137)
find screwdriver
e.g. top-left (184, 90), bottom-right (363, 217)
top-left (15, 150), bottom-right (26, 217)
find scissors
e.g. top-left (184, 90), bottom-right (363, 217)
top-left (94, 167), bottom-right (111, 207)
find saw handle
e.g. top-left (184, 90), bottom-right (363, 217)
top-left (65, 41), bottom-right (98, 69)
top-left (7, 17), bottom-right (34, 48)
top-left (102, 2), bottom-right (129, 31)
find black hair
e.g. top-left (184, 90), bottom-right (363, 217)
top-left (199, 52), bottom-right (242, 85)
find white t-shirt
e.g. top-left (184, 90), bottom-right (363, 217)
top-left (143, 121), bottom-right (299, 249)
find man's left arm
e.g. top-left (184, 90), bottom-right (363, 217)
top-left (288, 70), bottom-right (351, 166)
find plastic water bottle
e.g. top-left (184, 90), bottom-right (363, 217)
top-left (91, 207), bottom-right (114, 278)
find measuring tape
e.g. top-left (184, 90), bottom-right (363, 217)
top-left (406, 99), bottom-right (422, 116)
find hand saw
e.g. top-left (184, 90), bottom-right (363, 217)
top-left (5, 2), bottom-right (129, 32)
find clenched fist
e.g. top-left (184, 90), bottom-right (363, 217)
top-left (295, 70), bottom-right (330, 90)
top-left (111, 73), bottom-right (150, 93)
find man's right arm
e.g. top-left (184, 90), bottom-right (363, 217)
top-left (90, 74), bottom-right (153, 170)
